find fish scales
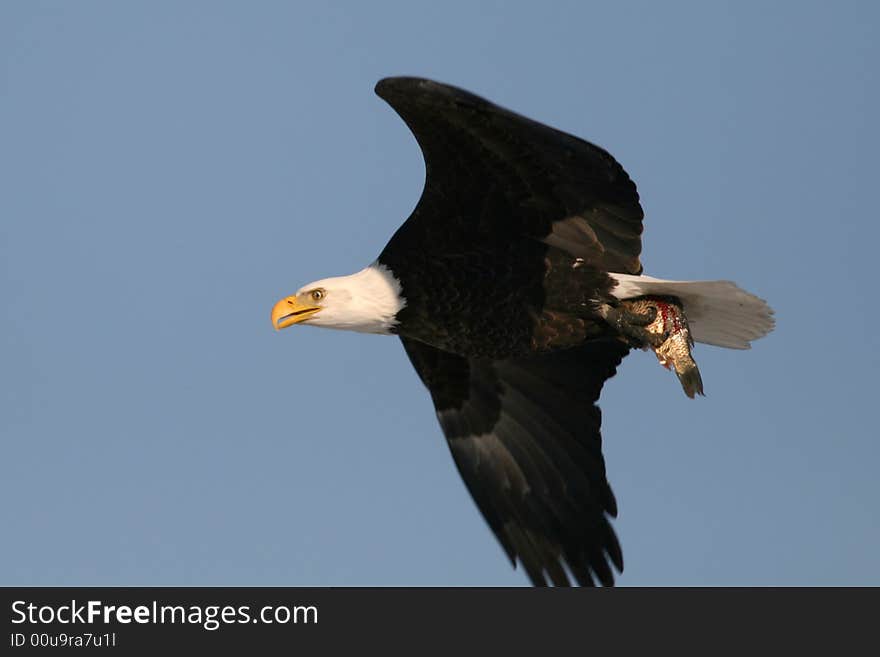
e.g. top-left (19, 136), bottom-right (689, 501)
top-left (622, 297), bottom-right (705, 398)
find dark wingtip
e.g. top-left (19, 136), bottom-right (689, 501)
top-left (603, 523), bottom-right (624, 573)
top-left (375, 76), bottom-right (490, 110)
top-left (375, 76), bottom-right (440, 99)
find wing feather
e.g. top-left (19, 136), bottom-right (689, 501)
top-left (376, 77), bottom-right (645, 275)
top-left (402, 336), bottom-right (629, 586)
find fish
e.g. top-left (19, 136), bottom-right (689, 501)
top-left (622, 296), bottom-right (705, 398)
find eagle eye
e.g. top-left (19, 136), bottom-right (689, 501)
top-left (311, 289), bottom-right (325, 302)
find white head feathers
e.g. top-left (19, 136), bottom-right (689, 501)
top-left (291, 262), bottom-right (406, 334)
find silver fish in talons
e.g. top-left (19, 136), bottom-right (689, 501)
top-left (623, 297), bottom-right (705, 398)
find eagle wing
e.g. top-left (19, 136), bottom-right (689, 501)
top-left (401, 336), bottom-right (629, 586)
top-left (376, 77), bottom-right (644, 275)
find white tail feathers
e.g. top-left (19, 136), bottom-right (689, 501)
top-left (610, 273), bottom-right (775, 349)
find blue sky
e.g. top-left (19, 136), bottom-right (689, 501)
top-left (2, 1), bottom-right (878, 586)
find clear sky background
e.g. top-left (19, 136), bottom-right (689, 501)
top-left (2, 1), bottom-right (878, 586)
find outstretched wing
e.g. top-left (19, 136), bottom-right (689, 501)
top-left (376, 77), bottom-right (644, 275)
top-left (401, 336), bottom-right (629, 586)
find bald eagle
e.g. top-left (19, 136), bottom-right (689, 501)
top-left (271, 77), bottom-right (774, 586)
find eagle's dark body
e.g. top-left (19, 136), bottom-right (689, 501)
top-left (385, 245), bottom-right (615, 358)
top-left (372, 78), bottom-right (647, 585)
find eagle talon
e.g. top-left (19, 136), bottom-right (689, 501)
top-left (627, 305), bottom-right (657, 327)
top-left (605, 305), bottom-right (667, 348)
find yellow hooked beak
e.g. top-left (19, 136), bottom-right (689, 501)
top-left (271, 295), bottom-right (322, 330)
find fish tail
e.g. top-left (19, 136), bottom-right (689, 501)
top-left (675, 359), bottom-right (705, 399)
